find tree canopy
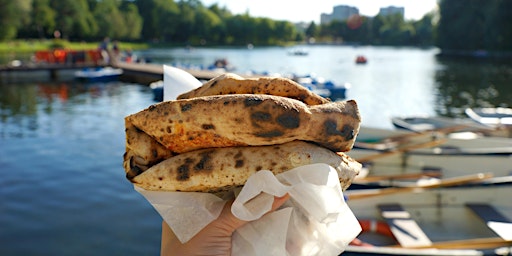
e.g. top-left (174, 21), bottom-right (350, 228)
top-left (1, 0), bottom-right (511, 52)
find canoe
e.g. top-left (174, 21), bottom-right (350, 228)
top-left (465, 108), bottom-right (512, 127)
top-left (390, 116), bottom-right (507, 137)
top-left (343, 178), bottom-right (512, 255)
top-left (347, 127), bottom-right (512, 179)
top-left (75, 67), bottom-right (123, 82)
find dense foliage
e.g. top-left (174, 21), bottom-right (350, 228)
top-left (0, 0), bottom-right (511, 51)
top-left (437, 0), bottom-right (512, 52)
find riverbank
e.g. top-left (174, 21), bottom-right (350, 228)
top-left (0, 39), bottom-right (149, 54)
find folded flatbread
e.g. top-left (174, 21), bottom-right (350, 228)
top-left (124, 74), bottom-right (362, 193)
top-left (177, 73), bottom-right (330, 105)
top-left (130, 141), bottom-right (360, 193)
top-left (125, 94), bottom-right (360, 154)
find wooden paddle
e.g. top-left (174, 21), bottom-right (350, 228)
top-left (388, 237), bottom-right (512, 250)
top-left (356, 123), bottom-right (490, 152)
top-left (383, 124), bottom-right (482, 142)
top-left (355, 138), bottom-right (448, 163)
top-left (346, 172), bottom-right (493, 200)
top-left (354, 170), bottom-right (442, 183)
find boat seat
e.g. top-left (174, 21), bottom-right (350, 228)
top-left (466, 203), bottom-right (512, 241)
top-left (378, 204), bottom-right (432, 247)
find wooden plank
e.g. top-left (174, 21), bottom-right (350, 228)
top-left (354, 170), bottom-right (442, 183)
top-left (347, 173), bottom-right (493, 200)
top-left (355, 139), bottom-right (447, 163)
top-left (466, 203), bottom-right (512, 241)
top-left (389, 237), bottom-right (511, 250)
top-left (378, 204), bottom-right (432, 247)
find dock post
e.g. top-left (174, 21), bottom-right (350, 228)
top-left (50, 69), bottom-right (58, 80)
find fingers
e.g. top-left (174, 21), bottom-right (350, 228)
top-left (271, 193), bottom-right (290, 211)
top-left (219, 193), bottom-right (291, 233)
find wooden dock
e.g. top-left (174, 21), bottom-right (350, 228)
top-left (0, 63), bottom-right (103, 80)
top-left (0, 61), bottom-right (256, 84)
top-left (114, 62), bottom-right (257, 84)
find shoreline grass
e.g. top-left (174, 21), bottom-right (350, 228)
top-left (0, 39), bottom-right (149, 54)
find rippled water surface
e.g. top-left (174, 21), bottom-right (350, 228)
top-left (0, 82), bottom-right (161, 255)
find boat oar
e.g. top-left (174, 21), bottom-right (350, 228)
top-left (388, 237), bottom-right (512, 250)
top-left (383, 124), bottom-right (475, 142)
top-left (346, 172), bottom-right (493, 200)
top-left (355, 138), bottom-right (447, 163)
top-left (354, 170), bottom-right (442, 183)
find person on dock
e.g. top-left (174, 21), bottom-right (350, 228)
top-left (98, 37), bottom-right (110, 64)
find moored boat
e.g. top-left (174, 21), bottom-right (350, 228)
top-left (347, 127), bottom-right (512, 179)
top-left (74, 67), bottom-right (123, 82)
top-left (288, 48), bottom-right (308, 56)
top-left (355, 55), bottom-right (368, 64)
top-left (466, 108), bottom-right (512, 131)
top-left (390, 115), bottom-right (507, 137)
top-left (292, 74), bottom-right (350, 100)
top-left (343, 178), bottom-right (512, 255)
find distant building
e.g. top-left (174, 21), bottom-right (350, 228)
top-left (378, 6), bottom-right (405, 18)
top-left (320, 5), bottom-right (359, 25)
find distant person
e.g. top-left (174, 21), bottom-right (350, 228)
top-left (123, 49), bottom-right (134, 63)
top-left (111, 40), bottom-right (120, 63)
top-left (98, 37), bottom-right (110, 64)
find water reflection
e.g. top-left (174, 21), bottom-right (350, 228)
top-left (434, 57), bottom-right (512, 117)
top-left (0, 81), bottom-right (151, 138)
top-left (0, 80), bottom-right (161, 255)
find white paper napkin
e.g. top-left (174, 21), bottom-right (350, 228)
top-left (135, 163), bottom-right (361, 255)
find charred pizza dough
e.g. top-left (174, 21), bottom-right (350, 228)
top-left (177, 73), bottom-right (330, 105)
top-left (125, 94), bottom-right (360, 154)
top-left (130, 141), bottom-right (360, 192)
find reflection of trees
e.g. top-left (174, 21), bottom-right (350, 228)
top-left (0, 84), bottom-right (39, 137)
top-left (0, 81), bottom-right (123, 138)
top-left (434, 57), bottom-right (512, 117)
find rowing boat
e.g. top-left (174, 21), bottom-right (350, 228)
top-left (465, 108), bottom-right (512, 138)
top-left (347, 127), bottom-right (512, 179)
top-left (391, 115), bottom-right (508, 138)
top-left (342, 178), bottom-right (512, 255)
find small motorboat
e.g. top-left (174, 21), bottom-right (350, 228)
top-left (465, 107), bottom-right (512, 127)
top-left (288, 48), bottom-right (308, 56)
top-left (293, 74), bottom-right (350, 100)
top-left (355, 55), bottom-right (367, 64)
top-left (75, 67), bottom-right (123, 82)
top-left (150, 80), bottom-right (164, 102)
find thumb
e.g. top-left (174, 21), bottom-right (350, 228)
top-left (219, 193), bottom-right (291, 233)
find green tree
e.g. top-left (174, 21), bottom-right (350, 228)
top-left (120, 2), bottom-right (143, 40)
top-left (412, 13), bottom-right (435, 46)
top-left (20, 0), bottom-right (56, 38)
top-left (135, 0), bottom-right (179, 41)
top-left (305, 22), bottom-right (319, 39)
top-left (0, 0), bottom-right (31, 40)
top-left (50, 0), bottom-right (97, 40)
top-left (193, 7), bottom-right (223, 44)
top-left (494, 0), bottom-right (512, 51)
top-left (378, 13), bottom-right (414, 45)
top-left (93, 0), bottom-right (126, 39)
top-left (437, 0), bottom-right (504, 51)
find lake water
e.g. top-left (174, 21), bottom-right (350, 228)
top-left (1, 45), bottom-right (511, 255)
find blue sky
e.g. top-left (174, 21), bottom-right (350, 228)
top-left (201, 0), bottom-right (438, 23)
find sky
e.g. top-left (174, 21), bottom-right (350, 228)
top-left (201, 0), bottom-right (438, 23)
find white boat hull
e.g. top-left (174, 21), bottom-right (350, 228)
top-left (349, 127), bottom-right (512, 178)
top-left (343, 182), bottom-right (512, 255)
